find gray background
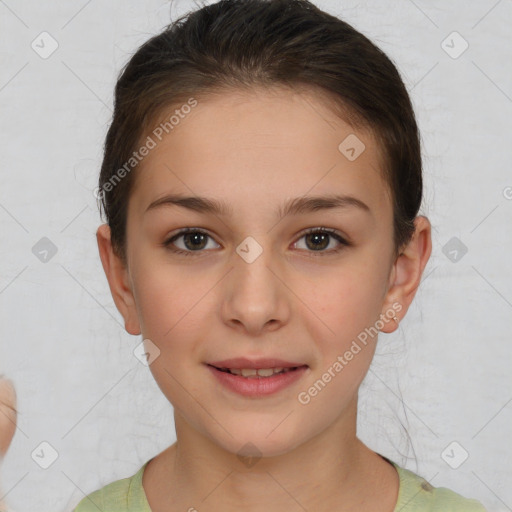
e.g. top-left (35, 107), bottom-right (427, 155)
top-left (0, 1), bottom-right (511, 510)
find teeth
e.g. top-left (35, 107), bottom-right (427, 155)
top-left (257, 368), bottom-right (279, 377)
top-left (228, 367), bottom-right (288, 377)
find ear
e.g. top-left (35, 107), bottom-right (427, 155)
top-left (96, 224), bottom-right (141, 335)
top-left (379, 215), bottom-right (432, 333)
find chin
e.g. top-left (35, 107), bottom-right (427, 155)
top-left (206, 417), bottom-right (313, 461)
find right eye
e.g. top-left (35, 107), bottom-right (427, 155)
top-left (162, 228), bottom-right (220, 256)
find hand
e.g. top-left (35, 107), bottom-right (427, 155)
top-left (0, 377), bottom-right (17, 511)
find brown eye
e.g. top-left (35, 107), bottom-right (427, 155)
top-left (294, 228), bottom-right (350, 256)
top-left (163, 229), bottom-right (220, 256)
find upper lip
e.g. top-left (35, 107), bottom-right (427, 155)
top-left (207, 357), bottom-right (307, 369)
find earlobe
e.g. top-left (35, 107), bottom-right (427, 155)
top-left (96, 224), bottom-right (141, 335)
top-left (380, 216), bottom-right (432, 334)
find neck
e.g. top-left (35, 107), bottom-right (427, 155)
top-left (145, 396), bottom-right (398, 512)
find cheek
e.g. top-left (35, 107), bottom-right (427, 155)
top-left (306, 266), bottom-right (384, 333)
top-left (297, 281), bottom-right (380, 415)
top-left (299, 262), bottom-right (386, 379)
top-left (132, 261), bottom-right (207, 340)
top-left (132, 265), bottom-right (216, 399)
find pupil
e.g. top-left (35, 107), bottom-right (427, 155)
top-left (185, 232), bottom-right (207, 250)
top-left (307, 233), bottom-right (328, 250)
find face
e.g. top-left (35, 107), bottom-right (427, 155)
top-left (98, 86), bottom-right (430, 459)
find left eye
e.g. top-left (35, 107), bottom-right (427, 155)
top-left (293, 227), bottom-right (349, 255)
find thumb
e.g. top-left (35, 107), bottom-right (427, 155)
top-left (0, 377), bottom-right (17, 459)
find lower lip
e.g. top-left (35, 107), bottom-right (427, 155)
top-left (207, 365), bottom-right (308, 397)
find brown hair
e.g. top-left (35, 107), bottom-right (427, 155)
top-left (97, 0), bottom-right (423, 266)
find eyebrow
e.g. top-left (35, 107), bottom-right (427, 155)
top-left (144, 193), bottom-right (371, 218)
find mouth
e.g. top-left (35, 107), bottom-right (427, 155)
top-left (208, 365), bottom-right (307, 378)
top-left (205, 358), bottom-right (309, 397)
top-left (207, 357), bottom-right (308, 377)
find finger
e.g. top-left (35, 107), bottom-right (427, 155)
top-left (0, 377), bottom-right (17, 459)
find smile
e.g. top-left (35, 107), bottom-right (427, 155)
top-left (206, 363), bottom-right (309, 397)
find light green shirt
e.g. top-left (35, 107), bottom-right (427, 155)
top-left (73, 455), bottom-right (487, 511)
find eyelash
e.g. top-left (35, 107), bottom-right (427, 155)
top-left (162, 227), bottom-right (351, 257)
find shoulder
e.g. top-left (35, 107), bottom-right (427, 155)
top-left (72, 460), bottom-right (151, 512)
top-left (390, 460), bottom-right (488, 512)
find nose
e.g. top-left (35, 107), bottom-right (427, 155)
top-left (220, 237), bottom-right (291, 336)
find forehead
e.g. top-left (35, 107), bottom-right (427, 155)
top-left (129, 86), bottom-right (391, 220)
